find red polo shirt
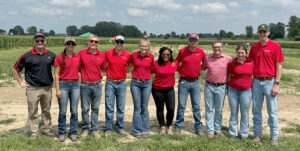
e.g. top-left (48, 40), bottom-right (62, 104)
top-left (176, 47), bottom-right (206, 78)
top-left (105, 48), bottom-right (131, 80)
top-left (128, 51), bottom-right (154, 80)
top-left (228, 58), bottom-right (254, 90)
top-left (249, 40), bottom-right (284, 77)
top-left (54, 53), bottom-right (80, 80)
top-left (151, 60), bottom-right (179, 89)
top-left (79, 49), bottom-right (106, 82)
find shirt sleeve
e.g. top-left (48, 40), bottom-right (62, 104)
top-left (101, 54), bottom-right (107, 71)
top-left (150, 62), bottom-right (156, 74)
top-left (54, 55), bottom-right (61, 66)
top-left (275, 45), bottom-right (284, 63)
top-left (201, 55), bottom-right (208, 71)
top-left (248, 46), bottom-right (254, 60)
top-left (175, 50), bottom-right (182, 63)
top-left (13, 54), bottom-right (26, 72)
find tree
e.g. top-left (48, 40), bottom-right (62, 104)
top-left (226, 31), bottom-right (234, 38)
top-left (171, 31), bottom-right (177, 38)
top-left (9, 25), bottom-right (25, 35)
top-left (287, 16), bottom-right (300, 39)
top-left (49, 30), bottom-right (55, 36)
top-left (39, 28), bottom-right (45, 34)
top-left (143, 31), bottom-right (147, 36)
top-left (26, 26), bottom-right (37, 35)
top-left (219, 29), bottom-right (227, 38)
top-left (269, 22), bottom-right (285, 40)
top-left (66, 25), bottom-right (78, 36)
top-left (78, 25), bottom-right (94, 35)
top-left (180, 33), bottom-right (186, 39)
top-left (0, 29), bottom-right (6, 34)
top-left (121, 25), bottom-right (142, 37)
top-left (164, 33), bottom-right (171, 39)
top-left (245, 26), bottom-right (253, 38)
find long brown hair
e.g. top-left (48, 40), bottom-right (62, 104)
top-left (61, 48), bottom-right (67, 66)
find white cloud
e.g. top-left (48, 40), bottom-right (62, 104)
top-left (8, 11), bottom-right (18, 15)
top-left (190, 2), bottom-right (228, 14)
top-left (50, 0), bottom-right (95, 8)
top-left (127, 0), bottom-right (182, 10)
top-left (0, 11), bottom-right (6, 20)
top-left (249, 0), bottom-right (299, 6)
top-left (27, 6), bottom-right (73, 16)
top-left (249, 10), bottom-right (259, 16)
top-left (128, 8), bottom-right (149, 17)
top-left (228, 2), bottom-right (240, 8)
top-left (147, 14), bottom-right (168, 22)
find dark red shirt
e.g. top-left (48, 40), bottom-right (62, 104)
top-left (79, 49), bottom-right (106, 82)
top-left (105, 48), bottom-right (131, 80)
top-left (228, 58), bottom-right (254, 90)
top-left (54, 53), bottom-right (80, 80)
top-left (128, 51), bottom-right (154, 80)
top-left (249, 40), bottom-right (284, 77)
top-left (151, 60), bottom-right (179, 89)
top-left (176, 47), bottom-right (206, 78)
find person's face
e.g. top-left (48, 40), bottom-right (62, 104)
top-left (139, 42), bottom-right (149, 55)
top-left (162, 50), bottom-right (171, 62)
top-left (236, 49), bottom-right (247, 61)
top-left (212, 42), bottom-right (223, 56)
top-left (34, 37), bottom-right (46, 50)
top-left (188, 38), bottom-right (198, 48)
top-left (88, 37), bottom-right (99, 49)
top-left (257, 30), bottom-right (270, 41)
top-left (115, 39), bottom-right (125, 50)
top-left (65, 41), bottom-right (76, 52)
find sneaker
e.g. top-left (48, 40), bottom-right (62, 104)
top-left (59, 135), bottom-right (66, 142)
top-left (207, 133), bottom-right (214, 139)
top-left (174, 129), bottom-right (181, 134)
top-left (134, 133), bottom-right (142, 138)
top-left (92, 132), bottom-right (101, 139)
top-left (270, 139), bottom-right (278, 147)
top-left (70, 135), bottom-right (77, 142)
top-left (118, 130), bottom-right (127, 136)
top-left (29, 133), bottom-right (38, 140)
top-left (253, 136), bottom-right (262, 143)
top-left (167, 126), bottom-right (173, 135)
top-left (81, 131), bottom-right (89, 139)
top-left (41, 131), bottom-right (55, 137)
top-left (141, 133), bottom-right (149, 137)
top-left (160, 126), bottom-right (166, 134)
top-left (195, 130), bottom-right (205, 135)
top-left (105, 131), bottom-right (112, 137)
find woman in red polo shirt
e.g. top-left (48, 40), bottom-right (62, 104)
top-left (54, 37), bottom-right (80, 142)
top-left (128, 36), bottom-right (154, 137)
top-left (227, 44), bottom-right (254, 139)
top-left (151, 47), bottom-right (179, 134)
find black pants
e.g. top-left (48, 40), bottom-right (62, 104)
top-left (152, 87), bottom-right (175, 127)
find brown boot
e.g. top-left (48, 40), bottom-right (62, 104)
top-left (81, 131), bottom-right (88, 139)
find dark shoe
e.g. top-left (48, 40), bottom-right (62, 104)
top-left (270, 139), bottom-right (278, 147)
top-left (29, 133), bottom-right (39, 140)
top-left (59, 135), bottom-right (66, 142)
top-left (41, 131), bottom-right (55, 137)
top-left (70, 135), bottom-right (77, 142)
top-left (253, 136), bottom-right (262, 143)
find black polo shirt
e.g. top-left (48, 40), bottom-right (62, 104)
top-left (14, 48), bottom-right (56, 87)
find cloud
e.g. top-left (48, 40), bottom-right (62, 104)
top-left (190, 2), bottom-right (228, 14)
top-left (128, 8), bottom-right (149, 17)
top-left (8, 11), bottom-right (18, 16)
top-left (147, 14), bottom-right (168, 22)
top-left (49, 0), bottom-right (95, 8)
top-left (127, 0), bottom-right (182, 10)
top-left (228, 2), bottom-right (240, 8)
top-left (0, 11), bottom-right (6, 20)
top-left (27, 6), bottom-right (73, 16)
top-left (249, 0), bottom-right (300, 6)
top-left (249, 10), bottom-right (259, 16)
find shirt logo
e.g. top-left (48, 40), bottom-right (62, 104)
top-left (48, 56), bottom-right (51, 60)
top-left (264, 50), bottom-right (271, 53)
top-left (171, 62), bottom-right (176, 66)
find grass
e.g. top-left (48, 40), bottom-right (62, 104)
top-left (281, 123), bottom-right (300, 134)
top-left (0, 118), bottom-right (16, 125)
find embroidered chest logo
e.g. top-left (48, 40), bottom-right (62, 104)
top-left (48, 56), bottom-right (51, 60)
top-left (171, 62), bottom-right (176, 67)
top-left (264, 50), bottom-right (271, 53)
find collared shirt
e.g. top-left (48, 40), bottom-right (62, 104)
top-left (249, 40), bottom-right (284, 77)
top-left (105, 48), bottom-right (131, 80)
top-left (14, 48), bottom-right (56, 86)
top-left (176, 46), bottom-right (206, 78)
top-left (228, 58), bottom-right (254, 90)
top-left (202, 53), bottom-right (232, 83)
top-left (79, 49), bottom-right (106, 82)
top-left (54, 53), bottom-right (80, 80)
top-left (128, 51), bottom-right (154, 80)
top-left (151, 60), bottom-right (179, 89)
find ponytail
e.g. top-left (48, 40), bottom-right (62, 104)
top-left (61, 48), bottom-right (67, 66)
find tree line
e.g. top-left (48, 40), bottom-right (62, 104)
top-left (1, 16), bottom-right (300, 41)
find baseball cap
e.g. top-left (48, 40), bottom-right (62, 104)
top-left (115, 35), bottom-right (125, 41)
top-left (257, 24), bottom-right (269, 31)
top-left (64, 37), bottom-right (76, 44)
top-left (34, 32), bottom-right (45, 39)
top-left (188, 33), bottom-right (199, 39)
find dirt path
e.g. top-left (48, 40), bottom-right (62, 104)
top-left (0, 86), bottom-right (299, 138)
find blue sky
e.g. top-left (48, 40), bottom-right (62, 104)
top-left (0, 0), bottom-right (299, 35)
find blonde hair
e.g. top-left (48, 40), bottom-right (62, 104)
top-left (139, 35), bottom-right (151, 50)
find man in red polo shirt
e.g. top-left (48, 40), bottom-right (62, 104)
top-left (174, 33), bottom-right (206, 134)
top-left (249, 24), bottom-right (284, 146)
top-left (104, 35), bottom-right (130, 136)
top-left (79, 35), bottom-right (106, 139)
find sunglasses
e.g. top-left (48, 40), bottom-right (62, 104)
top-left (189, 38), bottom-right (198, 42)
top-left (162, 54), bottom-right (170, 56)
top-left (89, 40), bottom-right (98, 44)
top-left (66, 42), bottom-right (76, 46)
top-left (115, 40), bottom-right (124, 44)
top-left (35, 40), bottom-right (45, 43)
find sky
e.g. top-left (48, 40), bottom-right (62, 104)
top-left (0, 0), bottom-right (300, 35)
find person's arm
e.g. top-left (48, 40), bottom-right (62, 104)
top-left (54, 66), bottom-right (62, 98)
top-left (271, 62), bottom-right (282, 97)
top-left (12, 68), bottom-right (28, 88)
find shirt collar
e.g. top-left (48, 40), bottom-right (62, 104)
top-left (137, 51), bottom-right (150, 57)
top-left (32, 48), bottom-right (47, 54)
top-left (87, 49), bottom-right (99, 55)
top-left (113, 48), bottom-right (125, 56)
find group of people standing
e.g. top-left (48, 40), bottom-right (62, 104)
top-left (13, 24), bottom-right (284, 146)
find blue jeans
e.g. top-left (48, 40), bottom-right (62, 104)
top-left (175, 79), bottom-right (202, 131)
top-left (105, 80), bottom-right (127, 132)
top-left (58, 81), bottom-right (80, 136)
top-left (204, 82), bottom-right (226, 134)
top-left (252, 78), bottom-right (279, 139)
top-left (80, 83), bottom-right (102, 133)
top-left (130, 79), bottom-right (152, 136)
top-left (228, 86), bottom-right (252, 138)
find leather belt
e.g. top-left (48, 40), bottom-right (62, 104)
top-left (59, 79), bottom-right (79, 82)
top-left (132, 78), bottom-right (149, 82)
top-left (107, 78), bottom-right (126, 84)
top-left (206, 81), bottom-right (226, 86)
top-left (180, 77), bottom-right (199, 82)
top-left (254, 77), bottom-right (274, 81)
top-left (81, 80), bottom-right (101, 85)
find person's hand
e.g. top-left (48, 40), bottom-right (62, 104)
top-left (271, 84), bottom-right (279, 97)
top-left (20, 81), bottom-right (29, 88)
top-left (56, 90), bottom-right (62, 99)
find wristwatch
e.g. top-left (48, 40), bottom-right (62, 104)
top-left (274, 81), bottom-right (280, 85)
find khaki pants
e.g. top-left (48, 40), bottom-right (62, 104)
top-left (26, 85), bottom-right (52, 134)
